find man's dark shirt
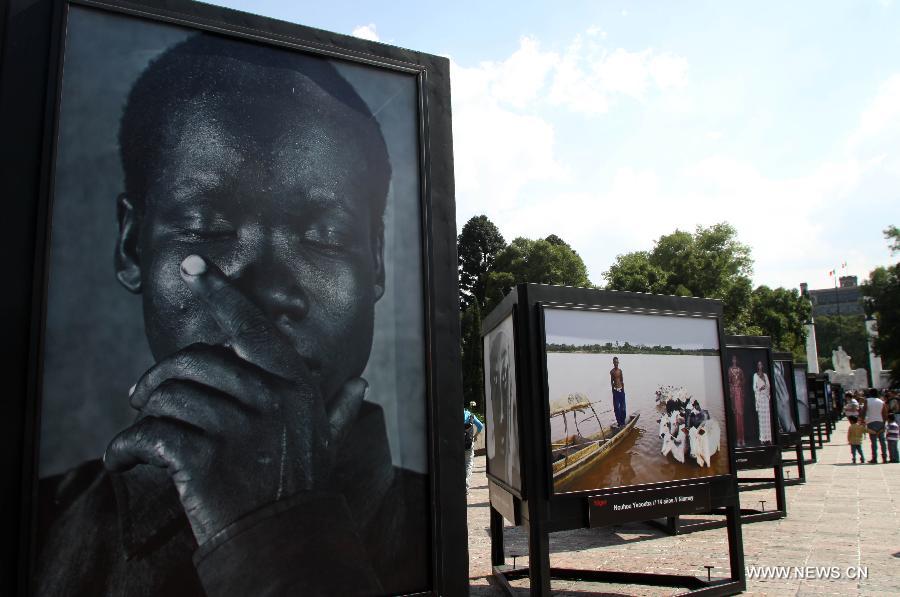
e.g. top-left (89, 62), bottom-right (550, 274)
top-left (34, 402), bottom-right (429, 596)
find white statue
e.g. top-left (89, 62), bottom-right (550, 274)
top-left (831, 347), bottom-right (853, 374)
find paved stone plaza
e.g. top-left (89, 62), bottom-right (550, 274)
top-left (467, 419), bottom-right (900, 596)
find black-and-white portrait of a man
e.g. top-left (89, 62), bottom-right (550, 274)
top-left (483, 314), bottom-right (520, 492)
top-left (34, 7), bottom-right (429, 596)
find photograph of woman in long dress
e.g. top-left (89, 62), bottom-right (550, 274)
top-left (728, 356), bottom-right (746, 447)
top-left (753, 361), bottom-right (773, 443)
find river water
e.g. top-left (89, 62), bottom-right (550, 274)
top-left (547, 352), bottom-right (731, 494)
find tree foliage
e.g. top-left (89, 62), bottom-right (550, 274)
top-left (458, 215), bottom-right (506, 311)
top-left (747, 285), bottom-right (811, 360)
top-left (862, 236), bottom-right (900, 383)
top-left (484, 236), bottom-right (592, 311)
top-left (456, 220), bottom-right (592, 409)
top-left (604, 223), bottom-right (754, 333)
top-left (812, 314), bottom-right (870, 374)
top-left (460, 301), bottom-right (485, 415)
top-left (884, 225), bottom-right (900, 254)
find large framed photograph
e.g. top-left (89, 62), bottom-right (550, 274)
top-left (483, 312), bottom-right (523, 494)
top-left (544, 306), bottom-right (731, 495)
top-left (3, 0), bottom-right (464, 595)
top-left (724, 344), bottom-right (777, 449)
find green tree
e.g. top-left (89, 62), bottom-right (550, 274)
top-left (460, 301), bottom-right (485, 414)
top-left (813, 314), bottom-right (869, 374)
top-left (604, 251), bottom-right (669, 294)
top-left (747, 285), bottom-right (810, 360)
top-left (861, 229), bottom-right (900, 382)
top-left (457, 215), bottom-right (506, 311)
top-left (603, 223), bottom-right (754, 333)
top-left (884, 225), bottom-right (900, 253)
top-left (484, 236), bottom-right (592, 311)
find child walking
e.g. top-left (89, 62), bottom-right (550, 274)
top-left (886, 417), bottom-right (900, 463)
top-left (848, 416), bottom-right (867, 464)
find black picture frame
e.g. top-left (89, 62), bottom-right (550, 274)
top-left (793, 363), bottom-right (818, 464)
top-left (771, 352), bottom-right (802, 445)
top-left (0, 1), bottom-right (466, 594)
top-left (793, 362), bottom-right (812, 432)
top-left (724, 336), bottom-right (787, 524)
top-left (724, 336), bottom-right (781, 467)
top-left (485, 284), bottom-right (745, 596)
top-left (772, 352), bottom-right (807, 485)
top-left (482, 302), bottom-right (527, 502)
top-left (809, 375), bottom-right (834, 446)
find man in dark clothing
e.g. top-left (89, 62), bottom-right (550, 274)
top-left (35, 33), bottom-right (428, 596)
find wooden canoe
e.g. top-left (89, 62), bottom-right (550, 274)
top-left (551, 413), bottom-right (640, 485)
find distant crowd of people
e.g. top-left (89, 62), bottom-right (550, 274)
top-left (845, 388), bottom-right (900, 464)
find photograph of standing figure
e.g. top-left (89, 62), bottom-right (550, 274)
top-left (753, 361), bottom-right (773, 443)
top-left (610, 357), bottom-right (627, 426)
top-left (728, 356), bottom-right (747, 446)
top-left (725, 347), bottom-right (774, 447)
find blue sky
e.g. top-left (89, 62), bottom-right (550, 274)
top-left (207, 0), bottom-right (900, 292)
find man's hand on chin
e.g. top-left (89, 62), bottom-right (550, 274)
top-left (104, 255), bottom-right (367, 545)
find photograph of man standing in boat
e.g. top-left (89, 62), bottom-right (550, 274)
top-left (544, 308), bottom-right (730, 494)
top-left (33, 12), bottom-right (430, 596)
top-left (484, 316), bottom-right (521, 491)
top-left (610, 357), bottom-right (627, 427)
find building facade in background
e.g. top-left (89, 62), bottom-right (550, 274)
top-left (800, 276), bottom-right (864, 318)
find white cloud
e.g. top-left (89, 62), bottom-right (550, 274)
top-left (450, 31), bottom-right (691, 228)
top-left (450, 29), bottom-right (898, 293)
top-left (847, 73), bottom-right (900, 176)
top-left (351, 23), bottom-right (379, 41)
top-left (548, 40), bottom-right (688, 114)
top-left (474, 36), bottom-right (559, 109)
top-left (450, 57), bottom-right (565, 218)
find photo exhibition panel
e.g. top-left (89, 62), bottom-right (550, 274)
top-left (544, 307), bottom-right (730, 495)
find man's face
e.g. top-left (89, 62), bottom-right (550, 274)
top-left (122, 75), bottom-right (384, 403)
top-left (613, 357), bottom-right (619, 368)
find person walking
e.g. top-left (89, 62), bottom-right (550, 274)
top-left (886, 416), bottom-right (900, 463)
top-left (464, 402), bottom-right (484, 494)
top-left (847, 416), bottom-right (867, 464)
top-left (861, 389), bottom-right (888, 464)
top-left (887, 391), bottom-right (900, 424)
top-left (844, 393), bottom-right (860, 419)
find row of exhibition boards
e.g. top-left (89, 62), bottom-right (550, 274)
top-left (480, 283), bottom-right (837, 596)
